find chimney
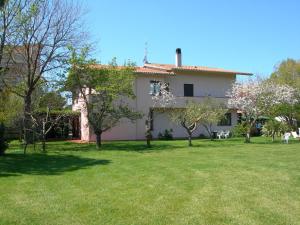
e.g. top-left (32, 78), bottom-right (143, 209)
top-left (175, 48), bottom-right (182, 67)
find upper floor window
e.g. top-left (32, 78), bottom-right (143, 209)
top-left (184, 84), bottom-right (194, 97)
top-left (218, 113), bottom-right (232, 126)
top-left (149, 80), bottom-right (161, 95)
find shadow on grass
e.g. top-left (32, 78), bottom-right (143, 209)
top-left (44, 141), bottom-right (188, 153)
top-left (0, 153), bottom-right (111, 177)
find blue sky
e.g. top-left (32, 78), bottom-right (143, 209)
top-left (83, 0), bottom-right (300, 78)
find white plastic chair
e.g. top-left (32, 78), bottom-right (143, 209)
top-left (217, 131), bottom-right (224, 139)
top-left (283, 132), bottom-right (291, 144)
top-left (291, 131), bottom-right (300, 141)
top-left (224, 130), bottom-right (230, 139)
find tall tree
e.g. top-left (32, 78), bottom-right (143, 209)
top-left (270, 59), bottom-right (300, 90)
top-left (269, 59), bottom-right (300, 127)
top-left (66, 48), bottom-right (142, 149)
top-left (1, 0), bottom-right (84, 152)
top-left (0, 0), bottom-right (28, 83)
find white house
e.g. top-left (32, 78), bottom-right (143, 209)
top-left (73, 48), bottom-right (252, 141)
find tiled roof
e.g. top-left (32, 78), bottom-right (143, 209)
top-left (135, 67), bottom-right (174, 75)
top-left (144, 63), bottom-right (253, 75)
top-left (90, 63), bottom-right (252, 76)
top-left (90, 64), bottom-right (175, 75)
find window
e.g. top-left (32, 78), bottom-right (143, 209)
top-left (184, 84), bottom-right (194, 97)
top-left (218, 113), bottom-right (232, 126)
top-left (149, 80), bottom-right (161, 95)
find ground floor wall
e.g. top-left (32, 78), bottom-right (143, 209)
top-left (83, 109), bottom-right (238, 141)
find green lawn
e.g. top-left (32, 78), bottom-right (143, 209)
top-left (0, 138), bottom-right (300, 225)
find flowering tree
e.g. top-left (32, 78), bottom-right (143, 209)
top-left (227, 79), bottom-right (298, 143)
top-left (145, 82), bottom-right (175, 147)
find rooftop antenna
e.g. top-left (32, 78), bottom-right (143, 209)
top-left (143, 42), bottom-right (149, 64)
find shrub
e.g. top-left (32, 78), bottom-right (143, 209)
top-left (158, 129), bottom-right (173, 140)
top-left (231, 123), bottom-right (248, 137)
top-left (0, 123), bottom-right (8, 156)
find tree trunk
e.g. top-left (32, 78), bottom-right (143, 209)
top-left (188, 133), bottom-right (192, 146)
top-left (272, 132), bottom-right (275, 142)
top-left (146, 138), bottom-right (151, 148)
top-left (96, 132), bottom-right (102, 149)
top-left (42, 135), bottom-right (46, 152)
top-left (245, 132), bottom-right (251, 143)
top-left (145, 115), bottom-right (152, 148)
top-left (23, 93), bottom-right (32, 153)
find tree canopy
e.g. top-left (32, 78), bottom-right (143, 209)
top-left (66, 47), bottom-right (142, 149)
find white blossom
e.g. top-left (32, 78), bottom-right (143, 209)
top-left (227, 79), bottom-right (298, 118)
top-left (152, 82), bottom-right (176, 107)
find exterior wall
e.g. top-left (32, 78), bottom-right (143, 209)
top-left (152, 109), bottom-right (238, 139)
top-left (74, 71), bottom-right (238, 141)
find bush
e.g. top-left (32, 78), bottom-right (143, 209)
top-left (158, 129), bottom-right (173, 140)
top-left (0, 123), bottom-right (8, 156)
top-left (231, 123), bottom-right (248, 137)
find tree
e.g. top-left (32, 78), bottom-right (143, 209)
top-left (0, 122), bottom-right (8, 155)
top-left (66, 48), bottom-right (142, 149)
top-left (199, 97), bottom-right (227, 140)
top-left (227, 79), bottom-right (298, 143)
top-left (262, 119), bottom-right (289, 142)
top-left (270, 59), bottom-right (300, 90)
top-left (145, 82), bottom-right (175, 147)
top-left (0, 0), bottom-right (5, 8)
top-left (1, 0), bottom-right (84, 152)
top-left (30, 107), bottom-right (66, 152)
top-left (38, 91), bottom-right (66, 110)
top-left (0, 90), bottom-right (23, 126)
top-left (170, 101), bottom-right (204, 147)
top-left (269, 59), bottom-right (300, 127)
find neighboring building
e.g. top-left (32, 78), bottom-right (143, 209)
top-left (73, 48), bottom-right (252, 141)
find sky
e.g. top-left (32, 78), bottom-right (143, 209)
top-left (83, 0), bottom-right (300, 78)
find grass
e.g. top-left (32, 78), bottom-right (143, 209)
top-left (0, 137), bottom-right (300, 225)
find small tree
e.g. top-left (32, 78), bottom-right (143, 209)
top-left (199, 97), bottom-right (228, 140)
top-left (66, 48), bottom-right (142, 149)
top-left (170, 101), bottom-right (204, 147)
top-left (145, 82), bottom-right (175, 147)
top-left (30, 107), bottom-right (66, 152)
top-left (262, 119), bottom-right (289, 142)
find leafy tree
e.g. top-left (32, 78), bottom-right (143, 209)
top-left (227, 79), bottom-right (297, 143)
top-left (170, 101), bottom-right (204, 147)
top-left (38, 91), bottom-right (66, 110)
top-left (269, 59), bottom-right (300, 127)
top-left (66, 48), bottom-right (142, 149)
top-left (0, 90), bottom-right (23, 125)
top-left (0, 0), bottom-right (5, 8)
top-left (270, 59), bottom-right (300, 90)
top-left (262, 119), bottom-right (290, 142)
top-left (199, 97), bottom-right (227, 140)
